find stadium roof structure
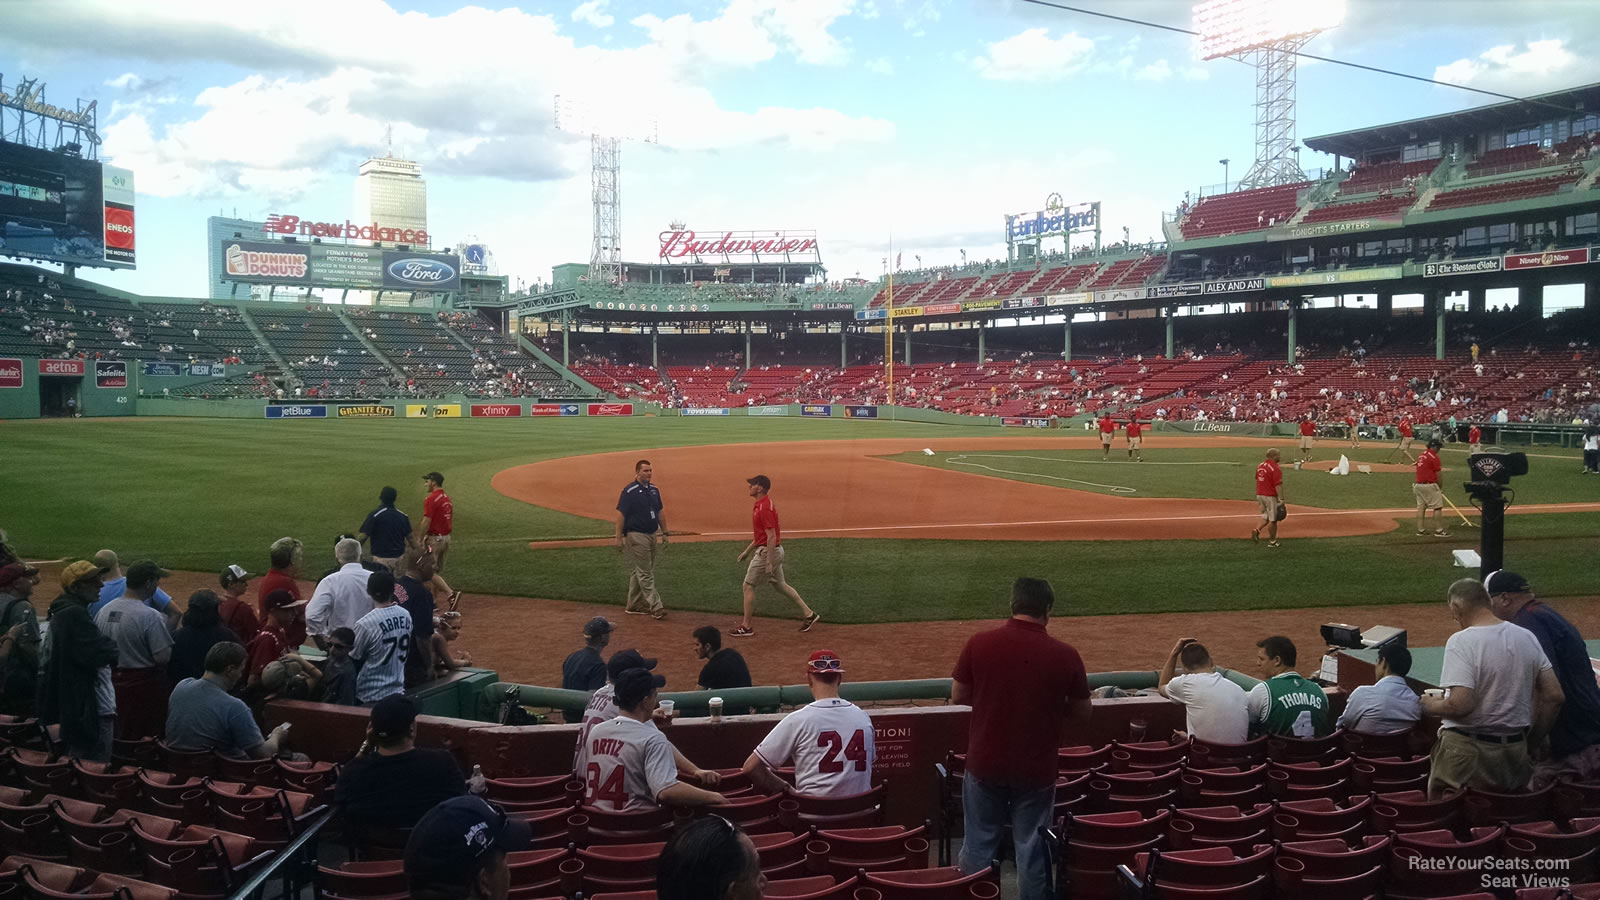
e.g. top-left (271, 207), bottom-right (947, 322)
top-left (1303, 82), bottom-right (1600, 158)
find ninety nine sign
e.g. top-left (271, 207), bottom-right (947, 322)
top-left (265, 214), bottom-right (429, 246)
top-left (588, 403), bottom-right (634, 416)
top-left (0, 359), bottom-right (21, 389)
top-left (471, 404), bottom-right (522, 418)
top-left (1503, 248), bottom-right (1591, 270)
top-left (39, 359), bottom-right (86, 376)
top-left (658, 229), bottom-right (819, 262)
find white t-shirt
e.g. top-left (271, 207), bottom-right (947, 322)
top-left (350, 604), bottom-right (412, 703)
top-left (1164, 672), bottom-right (1250, 744)
top-left (576, 716), bottom-right (679, 812)
top-left (572, 683), bottom-right (618, 778)
top-left (1439, 621), bottom-right (1552, 732)
top-left (754, 698), bottom-right (877, 798)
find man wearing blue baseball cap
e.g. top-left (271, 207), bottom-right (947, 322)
top-left (405, 795), bottom-right (532, 900)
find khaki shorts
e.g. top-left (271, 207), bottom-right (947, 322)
top-left (1100, 432), bottom-right (1114, 446)
top-left (1399, 436), bottom-right (1414, 451)
top-left (1299, 436), bottom-right (1313, 450)
top-left (1413, 483), bottom-right (1444, 511)
top-left (744, 545), bottom-right (789, 587)
top-left (1256, 495), bottom-right (1281, 520)
top-left (1128, 437), bottom-right (1141, 449)
top-left (426, 533), bottom-right (452, 571)
top-left (1428, 727), bottom-right (1531, 798)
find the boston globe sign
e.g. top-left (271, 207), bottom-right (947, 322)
top-left (220, 240), bottom-right (461, 292)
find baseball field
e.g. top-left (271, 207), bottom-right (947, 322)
top-left (8, 415), bottom-right (1598, 686)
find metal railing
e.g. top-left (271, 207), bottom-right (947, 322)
top-left (228, 806), bottom-right (334, 900)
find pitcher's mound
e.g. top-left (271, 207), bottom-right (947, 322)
top-left (1300, 459), bottom-right (1414, 473)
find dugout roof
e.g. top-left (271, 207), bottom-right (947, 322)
top-left (1304, 82), bottom-right (1600, 159)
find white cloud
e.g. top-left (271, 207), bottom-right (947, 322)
top-left (865, 57), bottom-right (895, 75)
top-left (1134, 59), bottom-right (1171, 81)
top-left (0, 0), bottom-right (885, 202)
top-left (1433, 39), bottom-right (1591, 96)
top-left (571, 0), bottom-right (614, 28)
top-left (972, 28), bottom-right (1095, 82)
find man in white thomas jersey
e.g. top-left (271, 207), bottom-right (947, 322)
top-left (744, 650), bottom-right (876, 797)
top-left (576, 667), bottom-right (727, 812)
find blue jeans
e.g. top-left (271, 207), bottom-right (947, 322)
top-left (958, 772), bottom-right (1055, 900)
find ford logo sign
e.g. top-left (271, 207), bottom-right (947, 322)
top-left (387, 257), bottom-right (457, 286)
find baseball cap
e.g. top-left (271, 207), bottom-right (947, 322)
top-left (220, 564), bottom-right (251, 587)
top-left (0, 563), bottom-right (39, 590)
top-left (1484, 570), bottom-right (1530, 595)
top-left (125, 561), bottom-right (171, 589)
top-left (60, 559), bottom-right (110, 590)
top-left (423, 471), bottom-right (445, 486)
top-left (806, 649), bottom-right (845, 675)
top-left (369, 694), bottom-right (419, 741)
top-left (606, 648), bottom-right (658, 682)
top-left (583, 616), bottom-right (613, 638)
top-left (405, 796), bottom-right (532, 888)
top-left (264, 589), bottom-right (307, 610)
top-left (746, 474), bottom-right (771, 492)
top-left (614, 667), bottom-right (667, 709)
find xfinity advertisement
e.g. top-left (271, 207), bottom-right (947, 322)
top-left (220, 240), bottom-right (461, 291)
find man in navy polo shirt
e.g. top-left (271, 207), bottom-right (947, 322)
top-left (1487, 570), bottom-right (1600, 787)
top-left (952, 578), bottom-right (1090, 899)
top-left (615, 459), bottom-right (667, 619)
top-left (359, 486), bottom-right (415, 573)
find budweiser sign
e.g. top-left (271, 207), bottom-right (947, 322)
top-left (658, 229), bottom-right (818, 261)
top-left (265, 214), bottom-right (429, 245)
top-left (1503, 248), bottom-right (1591, 270)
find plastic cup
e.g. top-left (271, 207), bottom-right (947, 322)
top-left (709, 697), bottom-right (724, 723)
top-left (657, 699), bottom-right (675, 716)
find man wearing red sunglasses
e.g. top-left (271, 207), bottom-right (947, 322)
top-left (743, 650), bottom-right (875, 798)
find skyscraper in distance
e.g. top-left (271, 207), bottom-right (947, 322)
top-left (352, 155), bottom-right (427, 248)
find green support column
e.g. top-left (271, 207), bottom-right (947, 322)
top-left (1435, 291), bottom-right (1447, 361)
top-left (745, 322), bottom-right (753, 368)
top-left (1064, 321), bottom-right (1072, 362)
top-left (651, 327), bottom-right (659, 369)
top-left (977, 322), bottom-right (986, 362)
top-left (561, 309), bottom-right (570, 368)
top-left (1586, 280), bottom-right (1598, 312)
top-left (904, 326), bottom-right (912, 366)
top-left (1469, 287), bottom-right (1486, 314)
top-left (840, 326), bottom-right (847, 369)
top-left (1286, 303), bottom-right (1298, 365)
top-left (1165, 307), bottom-right (1176, 359)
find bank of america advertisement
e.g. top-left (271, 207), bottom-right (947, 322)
top-left (220, 240), bottom-right (462, 291)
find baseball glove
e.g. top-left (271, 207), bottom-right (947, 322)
top-left (1275, 505), bottom-right (1288, 522)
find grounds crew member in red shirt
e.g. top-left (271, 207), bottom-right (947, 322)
top-left (1345, 413), bottom-right (1361, 448)
top-left (952, 577), bottom-right (1090, 900)
top-left (1391, 417), bottom-right (1418, 464)
top-left (1297, 417), bottom-right (1316, 464)
top-left (1125, 418), bottom-right (1144, 462)
top-left (421, 472), bottom-right (454, 573)
top-left (731, 475), bottom-right (819, 637)
top-left (1468, 424), bottom-right (1483, 453)
top-left (1414, 438), bottom-right (1448, 537)
top-left (1098, 413), bottom-right (1116, 459)
top-left (1252, 448), bottom-right (1284, 547)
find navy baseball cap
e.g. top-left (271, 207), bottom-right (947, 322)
top-left (606, 648), bottom-right (657, 682)
top-left (405, 796), bottom-right (531, 888)
top-left (1484, 570), bottom-right (1530, 595)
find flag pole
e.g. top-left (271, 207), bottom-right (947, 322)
top-left (885, 234), bottom-right (895, 406)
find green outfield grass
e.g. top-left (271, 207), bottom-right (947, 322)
top-left (7, 417), bottom-right (1594, 624)
top-left (882, 445), bottom-right (1591, 508)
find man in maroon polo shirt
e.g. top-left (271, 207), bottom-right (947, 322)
top-left (952, 578), bottom-right (1090, 899)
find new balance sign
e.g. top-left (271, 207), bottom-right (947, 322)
top-left (471, 404), bottom-right (523, 417)
top-left (588, 403), bottom-right (633, 416)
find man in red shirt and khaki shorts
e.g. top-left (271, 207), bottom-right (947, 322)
top-left (1252, 449), bottom-right (1284, 548)
top-left (1098, 413), bottom-right (1116, 460)
top-left (1414, 439), bottom-right (1448, 537)
top-left (1125, 418), bottom-right (1144, 462)
top-left (731, 475), bottom-right (820, 637)
top-left (1297, 417), bottom-right (1316, 464)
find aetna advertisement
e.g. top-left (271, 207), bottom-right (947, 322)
top-left (219, 240), bottom-right (461, 291)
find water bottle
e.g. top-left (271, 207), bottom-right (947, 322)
top-left (468, 764), bottom-right (487, 796)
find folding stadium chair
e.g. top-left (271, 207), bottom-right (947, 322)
top-left (578, 840), bottom-right (662, 893)
top-left (1111, 740), bottom-right (1190, 772)
top-left (1506, 817), bottom-right (1600, 880)
top-left (483, 775), bottom-right (584, 812)
top-left (134, 770), bottom-right (209, 823)
top-left (1057, 744), bottom-right (1114, 775)
top-left (70, 760), bottom-right (141, 808)
top-left (1186, 737), bottom-right (1267, 770)
top-left (761, 874), bottom-right (860, 899)
top-left (1063, 809), bottom-right (1171, 846)
top-left (1371, 789), bottom-right (1463, 833)
top-left (10, 748), bottom-right (75, 795)
top-left (861, 862), bottom-right (999, 900)
top-left (1463, 782), bottom-right (1556, 825)
top-left (1384, 845), bottom-right (1486, 900)
top-left (1270, 795), bottom-right (1374, 841)
top-left (750, 830), bottom-right (810, 879)
top-left (1266, 731), bottom-right (1346, 764)
top-left (714, 792), bottom-right (784, 834)
top-left (315, 860), bottom-right (408, 899)
top-left (157, 742), bottom-right (218, 781)
top-left (779, 785), bottom-right (886, 831)
top-left (578, 804), bottom-right (680, 845)
top-left (1271, 856), bottom-right (1386, 900)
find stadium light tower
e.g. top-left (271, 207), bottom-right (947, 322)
top-left (554, 95), bottom-right (658, 286)
top-left (1194, 0), bottom-right (1344, 190)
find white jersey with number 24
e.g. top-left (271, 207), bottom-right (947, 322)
top-left (754, 698), bottom-right (876, 798)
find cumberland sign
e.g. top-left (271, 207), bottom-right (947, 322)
top-left (265, 214), bottom-right (429, 245)
top-left (658, 229), bottom-right (819, 262)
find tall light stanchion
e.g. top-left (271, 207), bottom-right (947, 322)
top-left (885, 238), bottom-right (895, 406)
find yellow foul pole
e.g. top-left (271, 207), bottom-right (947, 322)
top-left (885, 238), bottom-right (895, 405)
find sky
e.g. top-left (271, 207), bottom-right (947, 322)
top-left (2, 0), bottom-right (1596, 298)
